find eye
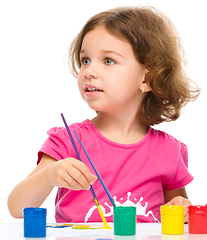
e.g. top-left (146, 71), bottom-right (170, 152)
top-left (81, 58), bottom-right (91, 65)
top-left (105, 58), bottom-right (115, 65)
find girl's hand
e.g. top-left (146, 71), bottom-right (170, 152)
top-left (46, 157), bottom-right (97, 190)
top-left (165, 196), bottom-right (191, 223)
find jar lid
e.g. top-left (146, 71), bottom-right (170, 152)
top-left (160, 205), bottom-right (185, 214)
top-left (188, 205), bottom-right (207, 213)
top-left (114, 206), bottom-right (136, 215)
top-left (23, 207), bottom-right (47, 217)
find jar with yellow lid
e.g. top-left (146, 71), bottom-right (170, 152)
top-left (160, 205), bottom-right (184, 235)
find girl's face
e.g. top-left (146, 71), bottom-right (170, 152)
top-left (78, 26), bottom-right (148, 114)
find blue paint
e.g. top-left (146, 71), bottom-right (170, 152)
top-left (23, 207), bottom-right (47, 238)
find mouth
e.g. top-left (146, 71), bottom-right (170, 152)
top-left (84, 85), bottom-right (103, 92)
top-left (86, 87), bottom-right (103, 92)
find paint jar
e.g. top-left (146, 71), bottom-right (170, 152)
top-left (23, 207), bottom-right (47, 238)
top-left (188, 205), bottom-right (207, 234)
top-left (113, 206), bottom-right (136, 236)
top-left (160, 205), bottom-right (184, 235)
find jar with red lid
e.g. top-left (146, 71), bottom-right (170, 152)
top-left (188, 205), bottom-right (207, 234)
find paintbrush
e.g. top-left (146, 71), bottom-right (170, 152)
top-left (61, 113), bottom-right (111, 229)
top-left (73, 130), bottom-right (116, 208)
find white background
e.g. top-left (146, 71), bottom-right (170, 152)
top-left (0, 0), bottom-right (206, 223)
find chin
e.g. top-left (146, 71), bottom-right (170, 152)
top-left (89, 106), bottom-right (99, 112)
top-left (86, 103), bottom-right (100, 111)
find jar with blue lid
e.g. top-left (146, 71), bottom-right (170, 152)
top-left (23, 207), bottom-right (47, 238)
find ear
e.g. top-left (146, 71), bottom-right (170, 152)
top-left (140, 71), bottom-right (152, 93)
top-left (140, 83), bottom-right (152, 93)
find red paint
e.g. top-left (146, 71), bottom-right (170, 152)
top-left (188, 205), bottom-right (207, 234)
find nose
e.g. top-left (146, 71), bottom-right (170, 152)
top-left (83, 63), bottom-right (98, 79)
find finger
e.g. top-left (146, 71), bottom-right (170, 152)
top-left (61, 178), bottom-right (85, 191)
top-left (166, 197), bottom-right (184, 206)
top-left (71, 160), bottom-right (97, 186)
top-left (177, 197), bottom-right (184, 206)
top-left (60, 171), bottom-right (86, 190)
top-left (64, 166), bottom-right (91, 190)
top-left (52, 168), bottom-right (84, 190)
top-left (184, 202), bottom-right (191, 219)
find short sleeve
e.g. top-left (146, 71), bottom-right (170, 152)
top-left (163, 142), bottom-right (194, 191)
top-left (37, 126), bottom-right (78, 165)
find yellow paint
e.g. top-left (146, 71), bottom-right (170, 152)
top-left (160, 205), bottom-right (184, 235)
top-left (49, 196), bottom-right (112, 230)
top-left (47, 223), bottom-right (73, 228)
top-left (98, 226), bottom-right (111, 229)
top-left (48, 223), bottom-right (111, 230)
top-left (61, 223), bottom-right (73, 226)
top-left (97, 205), bottom-right (112, 229)
top-left (72, 225), bottom-right (109, 230)
top-left (50, 223), bottom-right (73, 227)
top-left (72, 225), bottom-right (90, 229)
top-left (94, 198), bottom-right (111, 229)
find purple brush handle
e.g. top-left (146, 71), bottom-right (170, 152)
top-left (74, 130), bottom-right (116, 207)
top-left (61, 113), bottom-right (100, 206)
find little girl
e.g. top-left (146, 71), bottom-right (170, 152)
top-left (8, 6), bottom-right (200, 223)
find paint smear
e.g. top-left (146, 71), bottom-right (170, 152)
top-left (98, 226), bottom-right (111, 229)
top-left (47, 224), bottom-right (73, 228)
top-left (72, 225), bottom-right (91, 230)
top-left (48, 223), bottom-right (111, 230)
top-left (72, 225), bottom-right (111, 230)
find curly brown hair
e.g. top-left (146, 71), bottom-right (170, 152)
top-left (69, 6), bottom-right (200, 126)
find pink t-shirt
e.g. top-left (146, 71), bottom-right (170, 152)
top-left (38, 119), bottom-right (193, 223)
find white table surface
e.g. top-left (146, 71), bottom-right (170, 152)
top-left (1, 222), bottom-right (207, 240)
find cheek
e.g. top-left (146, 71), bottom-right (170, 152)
top-left (77, 75), bottom-right (85, 101)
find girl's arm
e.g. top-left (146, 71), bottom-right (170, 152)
top-left (7, 154), bottom-right (97, 218)
top-left (164, 187), bottom-right (191, 222)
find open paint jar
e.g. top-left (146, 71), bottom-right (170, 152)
top-left (23, 207), bottom-right (47, 238)
top-left (188, 205), bottom-right (207, 234)
top-left (160, 205), bottom-right (184, 235)
top-left (113, 206), bottom-right (136, 236)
